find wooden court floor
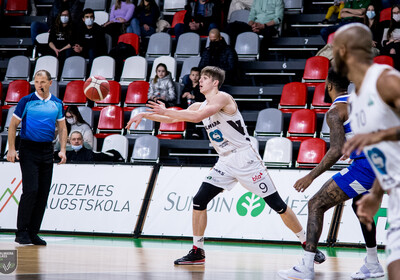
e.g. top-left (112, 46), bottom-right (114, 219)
top-left (0, 233), bottom-right (387, 280)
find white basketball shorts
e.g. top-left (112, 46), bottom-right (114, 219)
top-left (386, 187), bottom-right (400, 266)
top-left (203, 146), bottom-right (277, 198)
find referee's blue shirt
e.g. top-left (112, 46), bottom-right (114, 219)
top-left (13, 92), bottom-right (64, 143)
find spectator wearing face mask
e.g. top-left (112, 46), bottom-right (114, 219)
top-left (363, 4), bottom-right (383, 50)
top-left (58, 105), bottom-right (94, 149)
top-left (198, 28), bottom-right (238, 85)
top-left (48, 9), bottom-right (74, 65)
top-left (66, 131), bottom-right (94, 162)
top-left (71, 8), bottom-right (107, 67)
top-left (382, 4), bottom-right (400, 69)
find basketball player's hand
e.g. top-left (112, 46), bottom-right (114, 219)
top-left (147, 100), bottom-right (167, 115)
top-left (6, 149), bottom-right (19, 163)
top-left (356, 193), bottom-right (381, 231)
top-left (58, 151), bottom-right (67, 164)
top-left (126, 113), bottom-right (144, 129)
top-left (293, 175), bottom-right (313, 192)
top-left (342, 132), bottom-right (382, 157)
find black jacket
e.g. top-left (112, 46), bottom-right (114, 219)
top-left (72, 22), bottom-right (107, 57)
top-left (199, 38), bottom-right (238, 84)
top-left (66, 147), bottom-right (94, 162)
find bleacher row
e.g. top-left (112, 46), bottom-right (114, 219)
top-left (0, 0), bottom-right (395, 168)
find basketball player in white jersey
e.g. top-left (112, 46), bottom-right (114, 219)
top-left (278, 69), bottom-right (384, 280)
top-left (333, 23), bottom-right (400, 280)
top-left (126, 66), bottom-right (325, 265)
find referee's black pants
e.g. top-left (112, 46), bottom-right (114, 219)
top-left (17, 140), bottom-right (54, 235)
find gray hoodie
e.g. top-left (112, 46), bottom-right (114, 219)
top-left (148, 73), bottom-right (176, 102)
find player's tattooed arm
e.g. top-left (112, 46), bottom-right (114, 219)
top-left (294, 107), bottom-right (346, 192)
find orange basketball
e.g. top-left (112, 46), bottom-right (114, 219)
top-left (83, 76), bottom-right (110, 101)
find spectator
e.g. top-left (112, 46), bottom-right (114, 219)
top-left (127, 0), bottom-right (160, 37)
top-left (30, 0), bottom-right (83, 44)
top-left (65, 106), bottom-right (94, 149)
top-left (320, 0), bottom-right (370, 43)
top-left (55, 105), bottom-right (94, 150)
top-left (48, 9), bottom-right (74, 65)
top-left (381, 5), bottom-right (400, 68)
top-left (57, 131), bottom-right (124, 162)
top-left (226, 0), bottom-right (284, 59)
top-left (71, 8), bottom-right (107, 66)
top-left (180, 67), bottom-right (204, 108)
top-left (227, 0), bottom-right (253, 22)
top-left (103, 0), bottom-right (135, 46)
top-left (364, 4), bottom-right (383, 50)
top-left (322, 0), bottom-right (345, 24)
top-left (199, 28), bottom-right (238, 84)
top-left (148, 63), bottom-right (176, 106)
top-left (173, 0), bottom-right (222, 40)
top-left (65, 131), bottom-right (94, 162)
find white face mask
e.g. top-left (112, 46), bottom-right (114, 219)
top-left (60, 16), bottom-right (69, 24)
top-left (393, 14), bottom-right (400, 22)
top-left (66, 117), bottom-right (76, 125)
top-left (71, 145), bottom-right (83, 151)
top-left (84, 18), bottom-right (94, 26)
top-left (366, 11), bottom-right (375, 19)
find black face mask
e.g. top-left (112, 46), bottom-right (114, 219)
top-left (324, 85), bottom-right (332, 104)
top-left (209, 40), bottom-right (223, 50)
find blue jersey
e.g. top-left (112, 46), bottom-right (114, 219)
top-left (332, 95), bottom-right (365, 160)
top-left (13, 92), bottom-right (64, 142)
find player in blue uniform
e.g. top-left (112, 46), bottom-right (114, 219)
top-left (278, 69), bottom-right (384, 280)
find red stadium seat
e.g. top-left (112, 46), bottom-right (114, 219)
top-left (296, 138), bottom-right (326, 168)
top-left (3, 80), bottom-right (30, 109)
top-left (124, 81), bottom-right (149, 111)
top-left (95, 105), bottom-right (124, 139)
top-left (118, 33), bottom-right (140, 55)
top-left (5, 0), bottom-right (28, 16)
top-left (278, 82), bottom-right (307, 113)
top-left (380, 7), bottom-right (391, 22)
top-left (302, 56), bottom-right (329, 87)
top-left (373, 55), bottom-right (394, 67)
top-left (63, 80), bottom-right (87, 107)
top-left (157, 107), bottom-right (186, 139)
top-left (311, 83), bottom-right (332, 114)
top-left (286, 109), bottom-right (317, 142)
top-left (92, 81), bottom-right (121, 111)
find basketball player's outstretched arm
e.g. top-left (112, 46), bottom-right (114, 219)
top-left (126, 94), bottom-right (231, 129)
top-left (294, 106), bottom-right (347, 192)
top-left (343, 70), bottom-right (400, 156)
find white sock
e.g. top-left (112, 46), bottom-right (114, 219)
top-left (193, 236), bottom-right (204, 249)
top-left (366, 246), bottom-right (378, 263)
top-left (295, 229), bottom-right (306, 244)
top-left (303, 251), bottom-right (315, 269)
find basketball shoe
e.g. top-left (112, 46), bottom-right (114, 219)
top-left (351, 257), bottom-right (384, 279)
top-left (278, 259), bottom-right (315, 280)
top-left (174, 246), bottom-right (205, 265)
top-left (302, 243), bottom-right (326, 264)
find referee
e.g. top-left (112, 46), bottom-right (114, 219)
top-left (7, 70), bottom-right (67, 245)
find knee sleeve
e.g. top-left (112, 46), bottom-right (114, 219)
top-left (263, 192), bottom-right (287, 214)
top-left (193, 182), bottom-right (223, 211)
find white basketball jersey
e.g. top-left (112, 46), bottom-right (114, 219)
top-left (348, 63), bottom-right (400, 190)
top-left (200, 96), bottom-right (252, 155)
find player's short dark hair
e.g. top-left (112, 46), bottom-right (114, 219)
top-left (201, 66), bottom-right (225, 89)
top-left (34, 70), bottom-right (51, 81)
top-left (327, 68), bottom-right (349, 92)
top-left (82, 8), bottom-right (95, 17)
top-left (190, 67), bottom-right (200, 73)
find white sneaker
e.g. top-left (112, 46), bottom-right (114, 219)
top-left (351, 257), bottom-right (385, 279)
top-left (278, 259), bottom-right (315, 280)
